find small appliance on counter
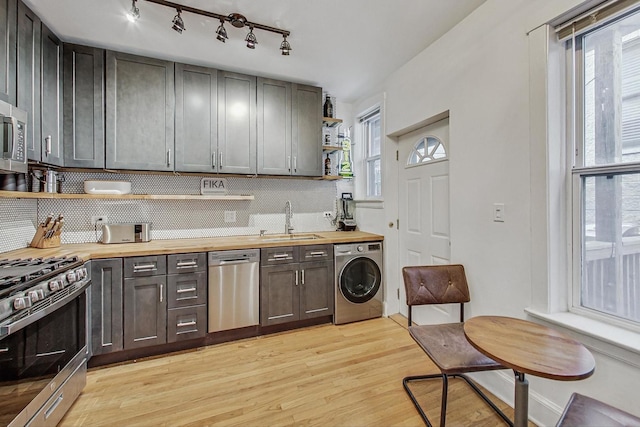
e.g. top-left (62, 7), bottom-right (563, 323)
top-left (338, 193), bottom-right (357, 231)
top-left (101, 223), bottom-right (151, 244)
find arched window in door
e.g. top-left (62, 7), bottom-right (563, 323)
top-left (407, 136), bottom-right (447, 166)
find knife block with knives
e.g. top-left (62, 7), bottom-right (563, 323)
top-left (30, 214), bottom-right (64, 248)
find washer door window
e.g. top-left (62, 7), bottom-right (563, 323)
top-left (340, 257), bottom-right (382, 304)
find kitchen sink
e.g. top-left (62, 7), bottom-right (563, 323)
top-left (259, 233), bottom-right (324, 242)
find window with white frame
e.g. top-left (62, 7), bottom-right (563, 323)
top-left (360, 109), bottom-right (382, 198)
top-left (565, 5), bottom-right (640, 326)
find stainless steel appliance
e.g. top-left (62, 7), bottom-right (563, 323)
top-left (334, 242), bottom-right (383, 324)
top-left (0, 256), bottom-right (90, 427)
top-left (101, 223), bottom-right (151, 244)
top-left (338, 193), bottom-right (357, 231)
top-left (208, 249), bottom-right (260, 332)
top-left (0, 100), bottom-right (27, 174)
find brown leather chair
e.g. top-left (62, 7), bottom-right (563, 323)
top-left (402, 264), bottom-right (513, 427)
top-left (556, 393), bottom-right (640, 427)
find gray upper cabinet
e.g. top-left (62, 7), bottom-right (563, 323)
top-left (40, 24), bottom-right (63, 166)
top-left (257, 77), bottom-right (291, 176)
top-left (0, 0), bottom-right (16, 105)
top-left (175, 63), bottom-right (217, 173)
top-left (106, 51), bottom-right (174, 171)
top-left (63, 44), bottom-right (104, 168)
top-left (292, 84), bottom-right (322, 176)
top-left (218, 71), bottom-right (256, 174)
top-left (17, 0), bottom-right (40, 162)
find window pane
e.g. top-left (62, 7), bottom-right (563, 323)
top-left (368, 117), bottom-right (381, 157)
top-left (582, 11), bottom-right (640, 166)
top-left (582, 173), bottom-right (640, 322)
top-left (367, 158), bottom-right (381, 197)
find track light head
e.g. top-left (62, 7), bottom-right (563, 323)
top-left (216, 19), bottom-right (228, 43)
top-left (127, 0), bottom-right (139, 22)
top-left (172, 9), bottom-right (185, 33)
top-left (280, 36), bottom-right (292, 56)
top-left (245, 26), bottom-right (258, 49)
top-left (228, 13), bottom-right (248, 28)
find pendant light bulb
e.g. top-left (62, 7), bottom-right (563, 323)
top-left (245, 26), bottom-right (258, 49)
top-left (172, 9), bottom-right (185, 34)
top-left (216, 19), bottom-right (228, 43)
top-left (127, 0), bottom-right (140, 22)
top-left (280, 35), bottom-right (292, 56)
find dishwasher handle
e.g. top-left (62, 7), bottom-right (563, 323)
top-left (215, 258), bottom-right (253, 266)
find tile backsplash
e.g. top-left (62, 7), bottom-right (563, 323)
top-left (0, 172), bottom-right (342, 253)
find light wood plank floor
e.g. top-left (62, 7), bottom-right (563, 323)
top-left (60, 316), bottom-right (527, 426)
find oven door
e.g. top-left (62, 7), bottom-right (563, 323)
top-left (0, 287), bottom-right (88, 427)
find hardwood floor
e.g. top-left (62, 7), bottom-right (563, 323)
top-left (61, 316), bottom-right (523, 426)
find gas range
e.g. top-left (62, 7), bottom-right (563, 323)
top-left (0, 256), bottom-right (88, 338)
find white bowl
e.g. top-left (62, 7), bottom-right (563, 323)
top-left (84, 180), bottom-right (132, 195)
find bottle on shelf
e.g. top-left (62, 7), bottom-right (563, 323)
top-left (324, 153), bottom-right (332, 176)
top-left (323, 94), bottom-right (333, 118)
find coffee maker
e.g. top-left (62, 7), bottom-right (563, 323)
top-left (338, 193), bottom-right (357, 231)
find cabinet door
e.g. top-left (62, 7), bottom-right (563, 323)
top-left (63, 44), bottom-right (104, 168)
top-left (0, 0), bottom-right (16, 105)
top-left (106, 51), bottom-right (174, 171)
top-left (90, 258), bottom-right (123, 356)
top-left (291, 84), bottom-right (322, 176)
top-left (260, 264), bottom-right (299, 326)
top-left (124, 275), bottom-right (167, 349)
top-left (257, 77), bottom-right (291, 175)
top-left (217, 71), bottom-right (256, 174)
top-left (299, 260), bottom-right (334, 320)
top-left (175, 63), bottom-right (217, 173)
top-left (17, 0), bottom-right (39, 162)
top-left (40, 24), bottom-right (63, 166)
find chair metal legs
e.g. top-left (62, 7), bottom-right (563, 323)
top-left (402, 373), bottom-right (514, 427)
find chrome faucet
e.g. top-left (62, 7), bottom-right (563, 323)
top-left (284, 200), bottom-right (294, 234)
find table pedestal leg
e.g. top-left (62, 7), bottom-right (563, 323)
top-left (514, 371), bottom-right (529, 427)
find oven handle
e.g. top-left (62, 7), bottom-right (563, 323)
top-left (0, 279), bottom-right (90, 339)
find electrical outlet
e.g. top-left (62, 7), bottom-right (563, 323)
top-left (323, 211), bottom-right (333, 218)
top-left (91, 215), bottom-right (108, 225)
top-left (224, 211), bottom-right (236, 223)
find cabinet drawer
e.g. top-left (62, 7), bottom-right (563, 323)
top-left (124, 255), bottom-right (167, 277)
top-left (167, 305), bottom-right (207, 343)
top-left (300, 244), bottom-right (333, 262)
top-left (167, 271), bottom-right (207, 308)
top-left (167, 252), bottom-right (207, 274)
top-left (261, 246), bottom-right (297, 265)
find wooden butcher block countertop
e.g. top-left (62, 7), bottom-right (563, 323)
top-left (3, 231), bottom-right (384, 261)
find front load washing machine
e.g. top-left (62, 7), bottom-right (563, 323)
top-left (334, 241), bottom-right (383, 324)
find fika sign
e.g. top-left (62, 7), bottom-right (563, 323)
top-left (200, 178), bottom-right (228, 195)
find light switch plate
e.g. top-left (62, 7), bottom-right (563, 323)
top-left (224, 211), bottom-right (236, 223)
top-left (493, 203), bottom-right (505, 222)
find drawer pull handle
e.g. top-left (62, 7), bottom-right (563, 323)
top-left (272, 253), bottom-right (290, 259)
top-left (176, 261), bottom-right (198, 268)
top-left (177, 321), bottom-right (196, 327)
top-left (307, 251), bottom-right (326, 257)
top-left (177, 287), bottom-right (197, 293)
top-left (45, 392), bottom-right (64, 420)
top-left (133, 264), bottom-right (157, 272)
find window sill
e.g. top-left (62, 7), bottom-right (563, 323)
top-left (525, 308), bottom-right (640, 368)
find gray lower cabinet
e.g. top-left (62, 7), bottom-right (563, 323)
top-left (166, 253), bottom-right (207, 342)
top-left (174, 63), bottom-right (217, 173)
top-left (39, 23), bottom-right (63, 166)
top-left (0, 0), bottom-right (16, 105)
top-left (217, 71), bottom-right (256, 174)
top-left (17, 0), bottom-right (40, 160)
top-left (63, 44), bottom-right (104, 168)
top-left (106, 51), bottom-right (174, 171)
top-left (90, 258), bottom-right (123, 356)
top-left (123, 255), bottom-right (168, 349)
top-left (260, 245), bottom-right (333, 326)
top-left (292, 84), bottom-right (322, 177)
top-left (257, 77), bottom-right (292, 175)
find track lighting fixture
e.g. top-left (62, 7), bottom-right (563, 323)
top-left (280, 35), bottom-right (292, 56)
top-left (129, 0), bottom-right (291, 54)
top-left (127, 0), bottom-right (140, 22)
top-left (171, 8), bottom-right (185, 33)
top-left (215, 19), bottom-right (228, 43)
top-left (245, 26), bottom-right (257, 49)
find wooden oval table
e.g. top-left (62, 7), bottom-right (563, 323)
top-left (464, 316), bottom-right (595, 427)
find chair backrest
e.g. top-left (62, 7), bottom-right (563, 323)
top-left (402, 264), bottom-right (471, 326)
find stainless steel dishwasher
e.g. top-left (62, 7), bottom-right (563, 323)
top-left (208, 249), bottom-right (260, 332)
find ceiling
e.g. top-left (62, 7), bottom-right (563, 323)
top-left (23, 0), bottom-right (486, 103)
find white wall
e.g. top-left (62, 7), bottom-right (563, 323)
top-left (363, 0), bottom-right (640, 424)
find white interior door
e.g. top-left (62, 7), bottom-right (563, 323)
top-left (397, 118), bottom-right (450, 318)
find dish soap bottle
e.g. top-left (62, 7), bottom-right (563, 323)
top-left (324, 153), bottom-right (332, 176)
top-left (323, 94), bottom-right (333, 118)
